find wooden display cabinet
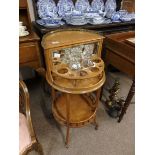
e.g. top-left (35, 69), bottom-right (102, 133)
top-left (42, 29), bottom-right (106, 147)
top-left (19, 0), bottom-right (42, 70)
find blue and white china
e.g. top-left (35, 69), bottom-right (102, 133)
top-left (104, 0), bottom-right (116, 18)
top-left (111, 12), bottom-right (120, 21)
top-left (128, 12), bottom-right (135, 19)
top-left (91, 0), bottom-right (104, 12)
top-left (57, 0), bottom-right (74, 17)
top-left (72, 10), bottom-right (82, 16)
top-left (36, 19), bottom-right (45, 26)
top-left (75, 0), bottom-right (90, 13)
top-left (98, 10), bottom-right (106, 17)
top-left (105, 10), bottom-right (115, 18)
top-left (120, 12), bottom-right (135, 22)
top-left (66, 16), bottom-right (88, 25)
top-left (118, 10), bottom-right (128, 17)
top-left (84, 12), bottom-right (99, 19)
top-left (103, 18), bottom-right (112, 24)
top-left (37, 0), bottom-right (58, 19)
top-left (89, 17), bottom-right (105, 25)
top-left (92, 16), bottom-right (104, 24)
top-left (36, 19), bottom-right (64, 27)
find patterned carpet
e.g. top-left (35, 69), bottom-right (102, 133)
top-left (26, 72), bottom-right (135, 155)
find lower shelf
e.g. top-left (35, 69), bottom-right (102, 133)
top-left (52, 94), bottom-right (97, 128)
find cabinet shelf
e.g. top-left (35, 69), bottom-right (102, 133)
top-left (52, 94), bottom-right (97, 128)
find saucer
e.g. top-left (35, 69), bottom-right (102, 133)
top-left (19, 31), bottom-right (29, 37)
top-left (66, 20), bottom-right (88, 25)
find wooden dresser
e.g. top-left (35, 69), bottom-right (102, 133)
top-left (32, 0), bottom-right (135, 37)
top-left (103, 31), bottom-right (135, 122)
top-left (19, 0), bottom-right (42, 70)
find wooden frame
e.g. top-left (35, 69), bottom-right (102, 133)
top-left (19, 81), bottom-right (43, 155)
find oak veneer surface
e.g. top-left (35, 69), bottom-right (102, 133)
top-left (19, 42), bottom-right (38, 63)
top-left (53, 94), bottom-right (96, 123)
top-left (105, 31), bottom-right (135, 63)
top-left (19, 31), bottom-right (40, 43)
top-left (104, 31), bottom-right (135, 77)
top-left (121, 0), bottom-right (135, 12)
top-left (19, 32), bottom-right (41, 69)
top-left (42, 30), bottom-right (103, 49)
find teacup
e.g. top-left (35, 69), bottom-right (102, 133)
top-left (19, 26), bottom-right (26, 33)
top-left (111, 12), bottom-right (120, 21)
top-left (19, 31), bottom-right (29, 37)
top-left (19, 21), bottom-right (23, 26)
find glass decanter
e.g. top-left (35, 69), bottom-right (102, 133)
top-left (81, 44), bottom-right (94, 68)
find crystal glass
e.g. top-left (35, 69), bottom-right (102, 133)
top-left (61, 43), bottom-right (95, 70)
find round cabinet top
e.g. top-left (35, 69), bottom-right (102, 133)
top-left (42, 29), bottom-right (104, 50)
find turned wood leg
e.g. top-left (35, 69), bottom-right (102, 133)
top-left (94, 116), bottom-right (99, 130)
top-left (118, 79), bottom-right (135, 123)
top-left (51, 87), bottom-right (55, 104)
top-left (65, 93), bottom-right (70, 148)
top-left (35, 142), bottom-right (44, 155)
top-left (100, 62), bottom-right (109, 100)
top-left (93, 88), bottom-right (101, 129)
top-left (96, 88), bottom-right (101, 107)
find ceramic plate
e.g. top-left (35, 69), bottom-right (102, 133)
top-left (19, 31), bottom-right (29, 37)
top-left (112, 20), bottom-right (121, 23)
top-left (66, 20), bottom-right (88, 25)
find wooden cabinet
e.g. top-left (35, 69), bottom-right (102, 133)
top-left (121, 0), bottom-right (135, 12)
top-left (19, 0), bottom-right (42, 70)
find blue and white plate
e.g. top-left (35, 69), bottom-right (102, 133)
top-left (111, 12), bottom-right (120, 21)
top-left (104, 0), bottom-right (116, 13)
top-left (36, 19), bottom-right (64, 27)
top-left (66, 18), bottom-right (88, 25)
top-left (111, 20), bottom-right (121, 23)
top-left (75, 0), bottom-right (90, 13)
top-left (120, 13), bottom-right (135, 22)
top-left (36, 19), bottom-right (45, 26)
top-left (91, 0), bottom-right (104, 12)
top-left (37, 0), bottom-right (58, 19)
top-left (57, 0), bottom-right (74, 17)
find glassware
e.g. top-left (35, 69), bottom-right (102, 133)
top-left (61, 44), bottom-right (95, 70)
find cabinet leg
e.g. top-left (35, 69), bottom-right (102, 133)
top-left (65, 93), bottom-right (70, 148)
top-left (65, 126), bottom-right (70, 148)
top-left (118, 79), bottom-right (135, 123)
top-left (51, 87), bottom-right (55, 104)
top-left (94, 116), bottom-right (99, 130)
